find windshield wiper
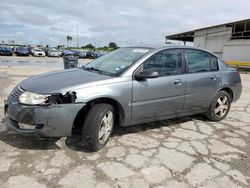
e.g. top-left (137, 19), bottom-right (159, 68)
top-left (84, 66), bottom-right (116, 77)
top-left (82, 66), bottom-right (99, 72)
top-left (86, 67), bottom-right (102, 72)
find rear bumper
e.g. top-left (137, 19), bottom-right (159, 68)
top-left (232, 82), bottom-right (242, 103)
top-left (5, 100), bottom-right (85, 137)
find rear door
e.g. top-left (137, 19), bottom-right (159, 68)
top-left (132, 49), bottom-right (186, 121)
top-left (183, 49), bottom-right (221, 113)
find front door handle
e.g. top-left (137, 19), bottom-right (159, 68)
top-left (174, 79), bottom-right (182, 85)
top-left (210, 75), bottom-right (217, 80)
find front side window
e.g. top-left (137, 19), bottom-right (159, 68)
top-left (143, 49), bottom-right (183, 77)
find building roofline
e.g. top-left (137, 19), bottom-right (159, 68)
top-left (166, 18), bottom-right (250, 42)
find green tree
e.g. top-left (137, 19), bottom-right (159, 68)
top-left (103, 46), bottom-right (109, 50)
top-left (66, 35), bottom-right (72, 47)
top-left (108, 42), bottom-right (118, 49)
top-left (82, 43), bottom-right (95, 49)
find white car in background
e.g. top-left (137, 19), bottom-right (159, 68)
top-left (47, 48), bottom-right (60, 57)
top-left (31, 48), bottom-right (45, 57)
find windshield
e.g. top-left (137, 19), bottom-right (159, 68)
top-left (85, 47), bottom-right (150, 76)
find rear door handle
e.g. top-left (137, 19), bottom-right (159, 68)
top-left (210, 75), bottom-right (217, 80)
top-left (174, 79), bottom-right (182, 85)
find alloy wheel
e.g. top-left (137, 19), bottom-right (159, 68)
top-left (98, 111), bottom-right (113, 144)
top-left (215, 95), bottom-right (229, 118)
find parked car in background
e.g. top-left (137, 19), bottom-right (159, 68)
top-left (75, 50), bottom-right (87, 58)
top-left (86, 51), bottom-right (98, 59)
top-left (43, 47), bottom-right (49, 54)
top-left (95, 50), bottom-right (106, 57)
top-left (28, 46), bottom-right (33, 55)
top-left (59, 49), bottom-right (64, 57)
top-left (31, 48), bottom-right (45, 57)
top-left (69, 50), bottom-right (78, 56)
top-left (46, 48), bottom-right (60, 57)
top-left (63, 50), bottom-right (74, 56)
top-left (0, 46), bottom-right (13, 56)
top-left (85, 50), bottom-right (107, 59)
top-left (15, 47), bottom-right (29, 56)
top-left (4, 46), bottom-right (242, 151)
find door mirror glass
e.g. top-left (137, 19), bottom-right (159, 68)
top-left (134, 70), bottom-right (159, 80)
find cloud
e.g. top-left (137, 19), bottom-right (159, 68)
top-left (0, 0), bottom-right (250, 46)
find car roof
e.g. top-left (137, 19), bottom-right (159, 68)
top-left (124, 45), bottom-right (218, 58)
top-left (126, 45), bottom-right (207, 50)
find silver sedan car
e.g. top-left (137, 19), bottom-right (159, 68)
top-left (4, 46), bottom-right (242, 151)
top-left (47, 48), bottom-right (60, 57)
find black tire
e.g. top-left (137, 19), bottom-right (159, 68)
top-left (82, 103), bottom-right (114, 151)
top-left (206, 91), bottom-right (231, 121)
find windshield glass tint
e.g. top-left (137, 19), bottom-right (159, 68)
top-left (85, 48), bottom-right (150, 76)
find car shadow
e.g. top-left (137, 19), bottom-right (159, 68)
top-left (0, 131), bottom-right (61, 150)
top-left (0, 115), bottom-right (208, 152)
top-left (65, 115), bottom-right (208, 152)
top-left (112, 115), bottom-right (208, 137)
top-left (0, 117), bottom-right (61, 150)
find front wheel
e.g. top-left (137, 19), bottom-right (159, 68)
top-left (82, 103), bottom-right (114, 151)
top-left (206, 91), bottom-right (231, 121)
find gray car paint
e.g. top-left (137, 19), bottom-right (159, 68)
top-left (20, 69), bottom-right (112, 94)
top-left (5, 46), bottom-right (242, 137)
top-left (132, 74), bottom-right (186, 120)
top-left (183, 71), bottom-right (222, 113)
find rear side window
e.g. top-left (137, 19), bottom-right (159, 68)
top-left (186, 50), bottom-right (219, 73)
top-left (186, 50), bottom-right (210, 73)
top-left (210, 55), bottom-right (219, 71)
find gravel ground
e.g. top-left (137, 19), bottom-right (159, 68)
top-left (0, 62), bottom-right (250, 188)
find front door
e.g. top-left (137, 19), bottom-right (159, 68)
top-left (132, 49), bottom-right (186, 121)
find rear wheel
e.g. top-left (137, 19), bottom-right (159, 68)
top-left (206, 91), bottom-right (231, 121)
top-left (82, 103), bottom-right (114, 151)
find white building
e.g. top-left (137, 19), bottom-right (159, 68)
top-left (166, 19), bottom-right (250, 64)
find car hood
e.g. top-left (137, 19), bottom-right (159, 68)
top-left (20, 69), bottom-right (111, 94)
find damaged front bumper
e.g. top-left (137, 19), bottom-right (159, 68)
top-left (5, 99), bottom-right (85, 137)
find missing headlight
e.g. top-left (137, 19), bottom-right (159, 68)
top-left (62, 91), bottom-right (77, 103)
top-left (47, 91), bottom-right (77, 104)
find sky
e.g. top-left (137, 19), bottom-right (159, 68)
top-left (0, 0), bottom-right (250, 47)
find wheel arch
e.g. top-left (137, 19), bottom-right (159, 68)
top-left (72, 97), bottom-right (125, 134)
top-left (218, 87), bottom-right (234, 101)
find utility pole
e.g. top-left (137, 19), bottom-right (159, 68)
top-left (77, 24), bottom-right (79, 48)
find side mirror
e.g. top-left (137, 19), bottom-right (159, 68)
top-left (134, 70), bottom-right (159, 80)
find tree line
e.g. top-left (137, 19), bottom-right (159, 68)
top-left (66, 35), bottom-right (119, 51)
